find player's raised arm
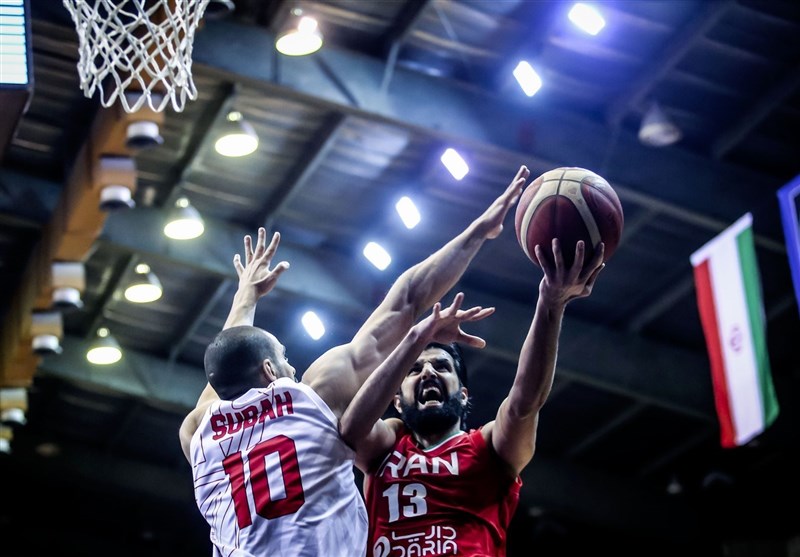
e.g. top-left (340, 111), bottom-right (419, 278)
top-left (304, 166), bottom-right (530, 416)
top-left (178, 228), bottom-right (289, 461)
top-left (484, 239), bottom-right (605, 476)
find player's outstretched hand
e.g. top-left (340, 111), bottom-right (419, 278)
top-left (233, 227), bottom-right (290, 300)
top-left (415, 292), bottom-right (495, 348)
top-left (474, 165), bottom-right (530, 240)
top-left (535, 239), bottom-right (604, 307)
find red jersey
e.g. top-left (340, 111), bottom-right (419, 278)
top-left (365, 427), bottom-right (521, 557)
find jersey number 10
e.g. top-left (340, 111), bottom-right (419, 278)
top-left (223, 435), bottom-right (306, 528)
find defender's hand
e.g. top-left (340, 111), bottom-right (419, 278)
top-left (233, 227), bottom-right (290, 300)
top-left (474, 165), bottom-right (530, 240)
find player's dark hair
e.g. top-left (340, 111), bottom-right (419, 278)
top-left (204, 326), bottom-right (279, 400)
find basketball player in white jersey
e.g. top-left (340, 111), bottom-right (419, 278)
top-left (179, 166), bottom-right (532, 557)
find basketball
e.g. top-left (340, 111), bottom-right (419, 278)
top-left (515, 167), bottom-right (624, 269)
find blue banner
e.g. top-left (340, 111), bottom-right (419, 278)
top-left (777, 175), bottom-right (800, 318)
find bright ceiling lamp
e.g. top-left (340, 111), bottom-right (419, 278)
top-left (164, 197), bottom-right (205, 240)
top-left (568, 3), bottom-right (606, 36)
top-left (395, 196), bottom-right (421, 229)
top-left (0, 407), bottom-right (26, 426)
top-left (441, 148), bottom-right (469, 180)
top-left (513, 61), bottom-right (543, 97)
top-left (124, 263), bottom-right (163, 303)
top-left (215, 111), bottom-right (259, 157)
top-left (301, 311), bottom-right (325, 340)
top-left (86, 328), bottom-right (122, 365)
top-left (363, 242), bottom-right (391, 271)
top-left (276, 11), bottom-right (323, 56)
top-left (638, 101), bottom-right (682, 147)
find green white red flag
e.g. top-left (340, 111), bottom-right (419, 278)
top-left (690, 213), bottom-right (779, 448)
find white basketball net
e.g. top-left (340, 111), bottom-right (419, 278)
top-left (62, 0), bottom-right (211, 113)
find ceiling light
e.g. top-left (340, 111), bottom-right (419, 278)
top-left (97, 156), bottom-right (136, 210)
top-left (124, 263), bottom-right (163, 303)
top-left (1, 407), bottom-right (26, 426)
top-left (51, 262), bottom-right (85, 310)
top-left (31, 311), bottom-right (63, 355)
top-left (86, 327), bottom-right (122, 365)
top-left (126, 120), bottom-right (164, 149)
top-left (275, 11), bottom-right (323, 56)
top-left (32, 334), bottom-right (62, 356)
top-left (568, 3), bottom-right (605, 35)
top-left (363, 242), bottom-right (391, 271)
top-left (301, 311), bottom-right (325, 340)
top-left (164, 197), bottom-right (205, 240)
top-left (513, 61), bottom-right (543, 97)
top-left (395, 196), bottom-right (421, 229)
top-left (215, 111), bottom-right (259, 157)
top-left (441, 148), bottom-right (469, 180)
top-left (638, 101), bottom-right (682, 147)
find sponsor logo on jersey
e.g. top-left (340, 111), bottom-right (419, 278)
top-left (373, 526), bottom-right (457, 557)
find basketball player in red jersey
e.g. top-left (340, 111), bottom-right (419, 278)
top-left (179, 166), bottom-right (531, 557)
top-left (341, 238), bottom-right (605, 557)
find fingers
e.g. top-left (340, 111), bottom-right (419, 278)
top-left (261, 231), bottom-right (281, 263)
top-left (569, 240), bottom-right (586, 277)
top-left (502, 165), bottom-right (529, 204)
top-left (468, 307), bottom-right (495, 321)
top-left (243, 229), bottom-right (282, 270)
top-left (584, 262), bottom-right (605, 291)
top-left (243, 235), bottom-right (253, 265)
top-left (513, 164), bottom-right (530, 183)
top-left (583, 242), bottom-right (605, 277)
top-left (447, 292), bottom-right (465, 313)
top-left (458, 331), bottom-right (486, 349)
top-left (271, 261), bottom-right (290, 278)
top-left (253, 227), bottom-right (268, 260)
top-left (535, 243), bottom-right (554, 277)
top-left (233, 253), bottom-right (244, 276)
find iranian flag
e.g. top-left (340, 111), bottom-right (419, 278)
top-left (690, 213), bottom-right (779, 448)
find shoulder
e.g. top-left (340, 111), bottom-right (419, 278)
top-left (385, 418), bottom-right (406, 438)
top-left (301, 346), bottom-right (360, 416)
top-left (478, 420), bottom-right (495, 446)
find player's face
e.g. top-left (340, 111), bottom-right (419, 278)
top-left (264, 332), bottom-right (296, 381)
top-left (400, 347), bottom-right (460, 409)
top-left (395, 347), bottom-right (466, 434)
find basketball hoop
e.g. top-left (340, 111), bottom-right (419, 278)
top-left (62, 0), bottom-right (211, 113)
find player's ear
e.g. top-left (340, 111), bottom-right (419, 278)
top-left (262, 359), bottom-right (278, 383)
top-left (459, 386), bottom-right (468, 407)
top-left (393, 394), bottom-right (403, 415)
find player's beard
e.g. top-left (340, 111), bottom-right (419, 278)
top-left (398, 391), bottom-right (465, 436)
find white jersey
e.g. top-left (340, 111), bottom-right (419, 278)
top-left (191, 377), bottom-right (367, 557)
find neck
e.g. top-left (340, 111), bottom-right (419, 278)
top-left (411, 422), bottom-right (464, 450)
